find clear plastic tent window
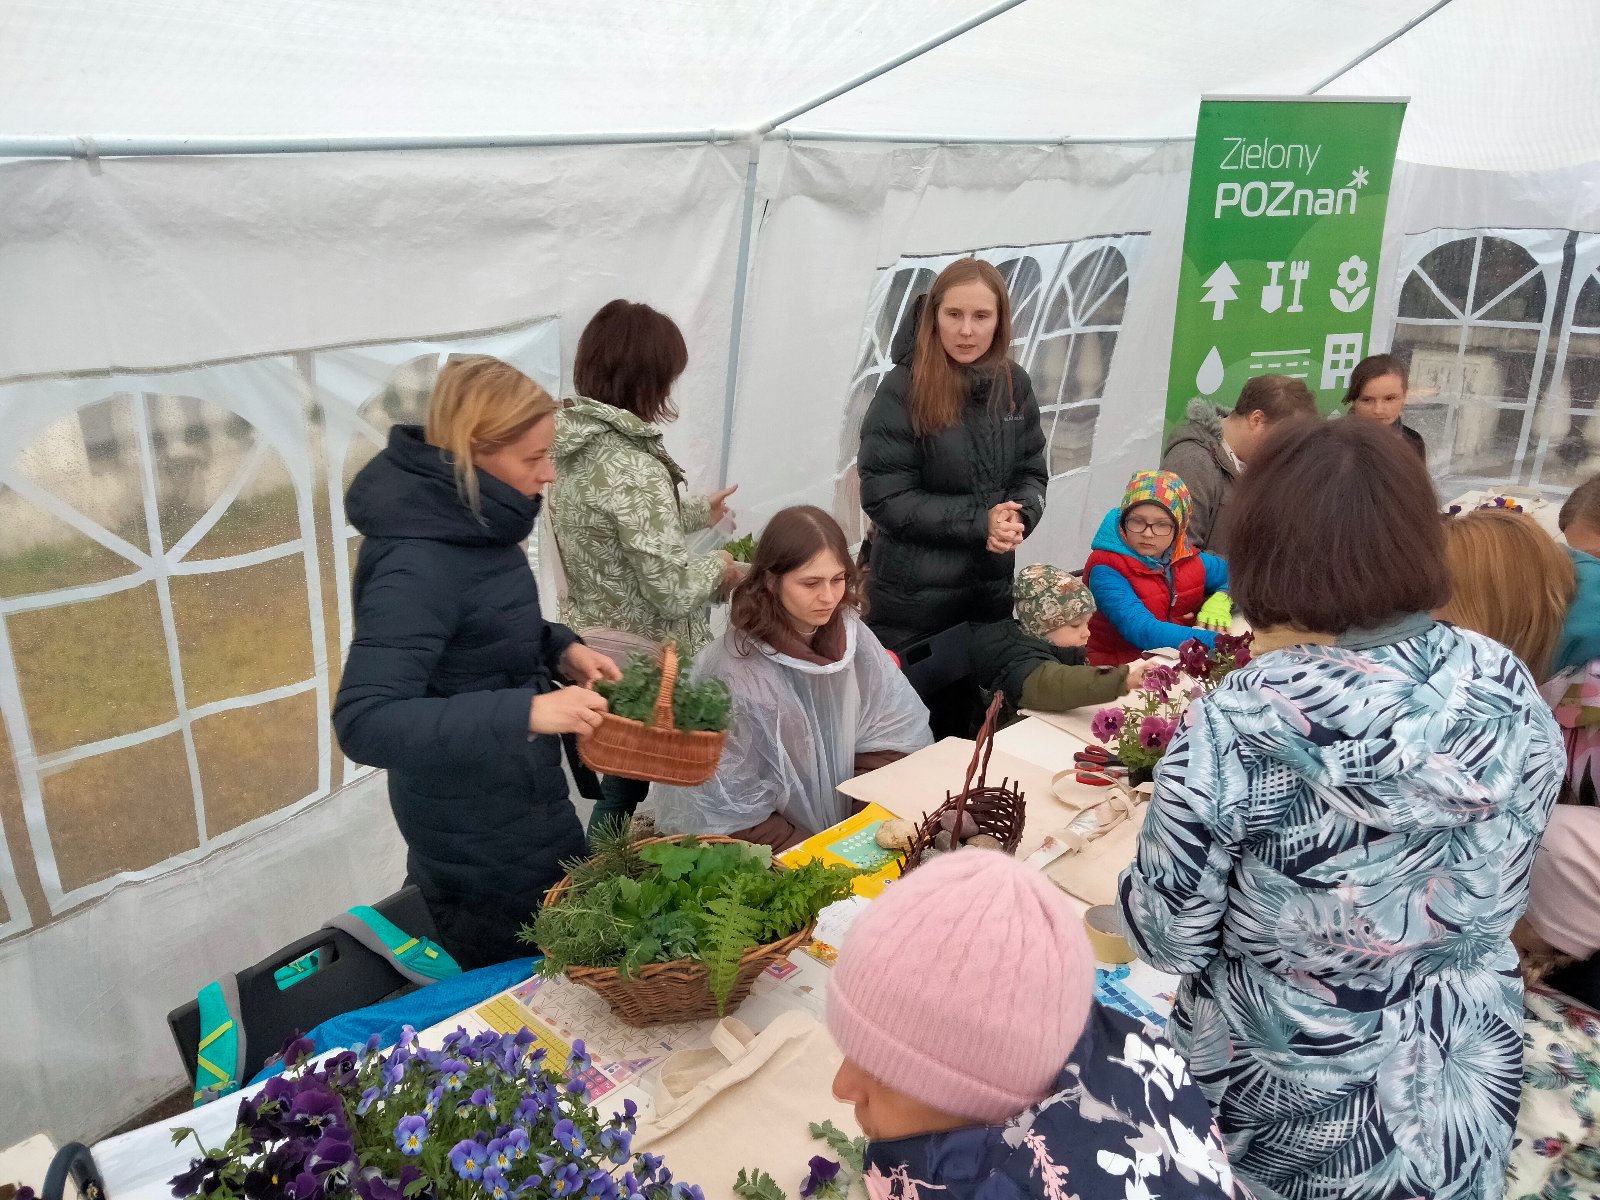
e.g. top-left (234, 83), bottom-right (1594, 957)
top-left (0, 317), bottom-right (560, 939)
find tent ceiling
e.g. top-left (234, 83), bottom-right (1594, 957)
top-left (2, 0), bottom-right (1598, 170)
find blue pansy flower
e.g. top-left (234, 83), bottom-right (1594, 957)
top-left (548, 1165), bottom-right (584, 1199)
top-left (487, 1138), bottom-right (514, 1173)
top-left (599, 1126), bottom-right (632, 1166)
top-left (483, 1167), bottom-right (512, 1200)
top-left (439, 1059), bottom-right (470, 1093)
top-left (449, 1139), bottom-right (486, 1181)
top-left (553, 1119), bottom-right (586, 1157)
top-left (393, 1115), bottom-right (427, 1157)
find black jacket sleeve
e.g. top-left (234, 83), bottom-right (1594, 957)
top-left (333, 543), bottom-right (539, 773)
top-left (1008, 365), bottom-right (1049, 535)
top-left (857, 370), bottom-right (988, 549)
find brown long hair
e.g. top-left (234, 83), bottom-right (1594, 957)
top-left (729, 506), bottom-right (864, 656)
top-left (573, 299), bottom-right (688, 424)
top-left (424, 355), bottom-right (555, 516)
top-left (909, 259), bottom-right (1014, 437)
top-left (1438, 510), bottom-right (1576, 680)
top-left (1227, 417), bottom-right (1449, 634)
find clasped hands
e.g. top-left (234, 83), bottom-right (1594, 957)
top-left (528, 643), bottom-right (623, 736)
top-left (986, 500), bottom-right (1026, 555)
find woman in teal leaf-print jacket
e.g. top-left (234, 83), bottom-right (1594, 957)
top-left (1119, 418), bottom-right (1564, 1200)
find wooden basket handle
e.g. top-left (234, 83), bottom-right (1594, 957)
top-left (650, 641), bottom-right (680, 729)
top-left (950, 692), bottom-right (1005, 836)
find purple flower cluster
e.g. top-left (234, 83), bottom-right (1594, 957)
top-left (168, 1026), bottom-right (690, 1200)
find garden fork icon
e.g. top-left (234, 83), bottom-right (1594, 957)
top-left (1286, 260), bottom-right (1310, 313)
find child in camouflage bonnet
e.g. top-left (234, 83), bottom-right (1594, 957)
top-left (970, 564), bottom-right (1146, 712)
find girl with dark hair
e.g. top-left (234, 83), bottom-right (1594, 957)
top-left (857, 259), bottom-right (1048, 651)
top-left (653, 506), bottom-right (932, 851)
top-left (1343, 352), bottom-right (1427, 463)
top-left (549, 299), bottom-right (744, 832)
top-left (1118, 417), bottom-right (1563, 1200)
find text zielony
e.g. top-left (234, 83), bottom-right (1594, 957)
top-left (1219, 137), bottom-right (1321, 174)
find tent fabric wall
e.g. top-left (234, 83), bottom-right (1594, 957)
top-left (1, 0), bottom-right (1598, 1152)
top-left (726, 138), bottom-right (1192, 571)
top-left (0, 142), bottom-right (751, 1142)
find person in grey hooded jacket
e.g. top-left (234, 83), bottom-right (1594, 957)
top-left (1160, 373), bottom-right (1316, 555)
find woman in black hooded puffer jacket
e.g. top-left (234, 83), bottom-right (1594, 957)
top-left (858, 259), bottom-right (1048, 652)
top-left (334, 356), bottom-right (619, 969)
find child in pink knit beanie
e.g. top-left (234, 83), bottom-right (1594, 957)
top-left (828, 850), bottom-right (1240, 1200)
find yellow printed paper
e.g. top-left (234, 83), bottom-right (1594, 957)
top-left (778, 802), bottom-right (904, 898)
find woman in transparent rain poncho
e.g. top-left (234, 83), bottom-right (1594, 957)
top-left (654, 506), bottom-right (933, 851)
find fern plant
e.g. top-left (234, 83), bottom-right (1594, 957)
top-left (521, 835), bottom-right (857, 1014)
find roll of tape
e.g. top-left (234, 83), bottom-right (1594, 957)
top-left (1083, 904), bottom-right (1134, 965)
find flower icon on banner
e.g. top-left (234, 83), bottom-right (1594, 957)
top-left (1331, 254), bottom-right (1371, 313)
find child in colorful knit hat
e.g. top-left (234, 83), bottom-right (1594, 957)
top-left (828, 850), bottom-right (1239, 1200)
top-left (1084, 469), bottom-right (1231, 667)
top-left (970, 564), bottom-right (1146, 711)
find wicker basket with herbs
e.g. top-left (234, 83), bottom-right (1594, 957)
top-left (577, 641), bottom-right (729, 786)
top-left (526, 829), bottom-right (857, 1026)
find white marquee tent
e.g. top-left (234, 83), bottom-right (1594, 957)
top-left (2, 0), bottom-right (1598, 1145)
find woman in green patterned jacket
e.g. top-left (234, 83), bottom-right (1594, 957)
top-left (548, 300), bottom-right (743, 833)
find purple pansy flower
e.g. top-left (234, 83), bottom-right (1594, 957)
top-left (799, 1157), bottom-right (841, 1200)
top-left (1142, 664), bottom-right (1179, 698)
top-left (1138, 714), bottom-right (1178, 752)
top-left (1090, 706), bottom-right (1126, 745)
top-left (1178, 638), bottom-right (1212, 680)
top-left (287, 1091), bottom-right (343, 1136)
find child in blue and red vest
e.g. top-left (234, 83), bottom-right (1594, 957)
top-left (1085, 470), bottom-right (1230, 667)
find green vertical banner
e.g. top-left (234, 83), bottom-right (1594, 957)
top-left (1165, 96), bottom-right (1407, 430)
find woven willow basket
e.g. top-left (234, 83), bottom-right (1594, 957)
top-left (539, 835), bottom-right (812, 1027)
top-left (903, 693), bottom-right (1026, 872)
top-left (577, 641), bottom-right (727, 786)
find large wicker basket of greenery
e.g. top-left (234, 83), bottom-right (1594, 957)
top-left (577, 641), bottom-right (730, 786)
top-left (528, 831), bottom-right (856, 1026)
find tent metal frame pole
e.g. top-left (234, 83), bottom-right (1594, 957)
top-left (776, 131), bottom-right (1194, 146)
top-left (1306, 0), bottom-right (1457, 94)
top-left (717, 136), bottom-right (763, 490)
top-left (756, 0), bottom-right (1035, 133)
top-left (0, 129), bottom-right (743, 159)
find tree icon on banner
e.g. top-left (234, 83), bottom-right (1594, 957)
top-left (1201, 263), bottom-right (1239, 321)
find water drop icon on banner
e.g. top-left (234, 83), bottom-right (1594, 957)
top-left (1196, 346), bottom-right (1225, 395)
